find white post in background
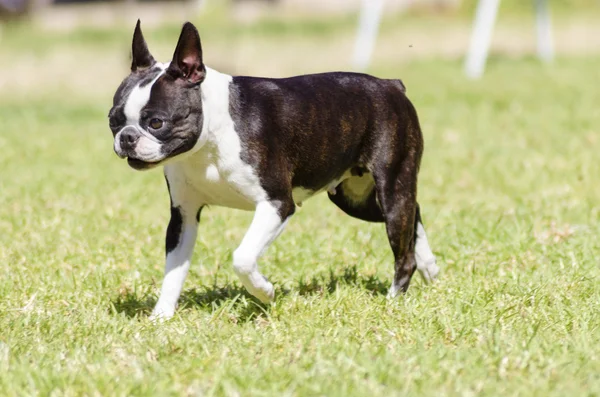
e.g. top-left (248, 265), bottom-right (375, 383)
top-left (535, 0), bottom-right (554, 62)
top-left (464, 0), bottom-right (501, 79)
top-left (352, 0), bottom-right (385, 71)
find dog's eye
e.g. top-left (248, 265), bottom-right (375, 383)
top-left (149, 118), bottom-right (163, 130)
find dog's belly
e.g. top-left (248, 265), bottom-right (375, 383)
top-left (292, 170), bottom-right (352, 206)
top-left (291, 188), bottom-right (315, 204)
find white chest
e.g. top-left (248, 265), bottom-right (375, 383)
top-left (164, 146), bottom-right (266, 211)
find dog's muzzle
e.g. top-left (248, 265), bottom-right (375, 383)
top-left (118, 128), bottom-right (139, 157)
top-left (113, 125), bottom-right (166, 170)
top-left (114, 126), bottom-right (140, 159)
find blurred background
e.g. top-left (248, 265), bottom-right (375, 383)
top-left (1, 0), bottom-right (599, 101)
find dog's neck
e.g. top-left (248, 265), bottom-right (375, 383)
top-left (172, 66), bottom-right (240, 169)
top-left (199, 67), bottom-right (234, 141)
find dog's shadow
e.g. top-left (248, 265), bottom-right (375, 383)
top-left (110, 265), bottom-right (389, 320)
top-left (296, 265), bottom-right (388, 296)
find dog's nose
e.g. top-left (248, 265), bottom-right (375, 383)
top-left (119, 129), bottom-right (138, 150)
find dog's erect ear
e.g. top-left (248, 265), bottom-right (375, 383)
top-left (167, 22), bottom-right (206, 85)
top-left (131, 19), bottom-right (156, 72)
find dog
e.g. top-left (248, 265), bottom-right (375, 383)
top-left (108, 21), bottom-right (440, 319)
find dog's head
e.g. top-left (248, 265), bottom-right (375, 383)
top-left (109, 21), bottom-right (207, 170)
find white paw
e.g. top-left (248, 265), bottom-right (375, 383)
top-left (149, 303), bottom-right (175, 322)
top-left (386, 284), bottom-right (400, 300)
top-left (241, 274), bottom-right (275, 304)
top-left (250, 281), bottom-right (275, 304)
top-left (417, 257), bottom-right (440, 284)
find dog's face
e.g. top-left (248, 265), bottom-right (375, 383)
top-left (109, 21), bottom-right (207, 170)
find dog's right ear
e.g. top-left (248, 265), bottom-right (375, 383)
top-left (131, 19), bottom-right (156, 72)
top-left (166, 22), bottom-right (205, 85)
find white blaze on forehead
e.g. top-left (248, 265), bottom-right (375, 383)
top-left (124, 64), bottom-right (168, 124)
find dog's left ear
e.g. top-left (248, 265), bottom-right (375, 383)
top-left (167, 22), bottom-right (206, 85)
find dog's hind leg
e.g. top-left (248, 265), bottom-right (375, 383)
top-left (233, 198), bottom-right (295, 303)
top-left (369, 117), bottom-right (424, 298)
top-left (330, 174), bottom-right (439, 288)
top-left (330, 175), bottom-right (439, 284)
top-left (374, 168), bottom-right (418, 298)
top-left (414, 204), bottom-right (439, 283)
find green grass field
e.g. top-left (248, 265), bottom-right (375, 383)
top-left (1, 9), bottom-right (600, 396)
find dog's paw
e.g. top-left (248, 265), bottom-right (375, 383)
top-left (246, 278), bottom-right (275, 304)
top-left (253, 282), bottom-right (275, 304)
top-left (386, 284), bottom-right (401, 300)
top-left (237, 272), bottom-right (275, 304)
top-left (149, 304), bottom-right (175, 322)
top-left (417, 257), bottom-right (440, 284)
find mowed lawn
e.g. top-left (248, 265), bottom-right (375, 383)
top-left (1, 16), bottom-right (600, 396)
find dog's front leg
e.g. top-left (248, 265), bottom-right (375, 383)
top-left (233, 199), bottom-right (295, 303)
top-left (151, 205), bottom-right (201, 320)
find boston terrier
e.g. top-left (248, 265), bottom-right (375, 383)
top-left (109, 21), bottom-right (440, 319)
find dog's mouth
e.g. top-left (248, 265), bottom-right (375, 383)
top-left (127, 157), bottom-right (161, 170)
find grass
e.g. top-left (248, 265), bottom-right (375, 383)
top-left (1, 14), bottom-right (600, 397)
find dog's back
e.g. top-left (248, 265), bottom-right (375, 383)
top-left (229, 72), bottom-right (421, 196)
